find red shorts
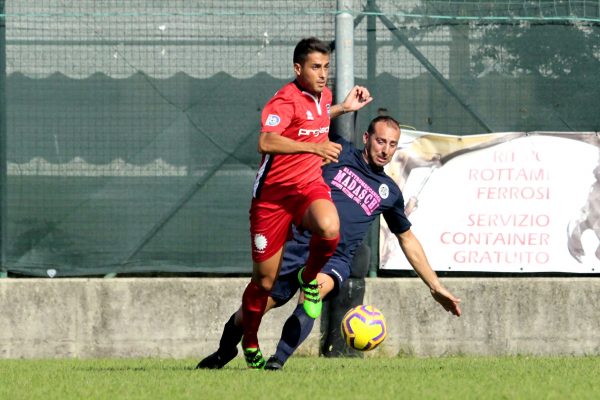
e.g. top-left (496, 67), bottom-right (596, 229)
top-left (249, 179), bottom-right (332, 262)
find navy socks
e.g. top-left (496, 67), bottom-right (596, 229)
top-left (273, 304), bottom-right (315, 364)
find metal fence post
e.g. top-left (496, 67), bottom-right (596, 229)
top-left (334, 0), bottom-right (355, 142)
top-left (0, 1), bottom-right (7, 278)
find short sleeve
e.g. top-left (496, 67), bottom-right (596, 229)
top-left (382, 193), bottom-right (412, 234)
top-left (260, 94), bottom-right (295, 134)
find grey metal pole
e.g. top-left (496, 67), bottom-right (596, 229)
top-left (366, 0), bottom-right (380, 278)
top-left (334, 0), bottom-right (355, 142)
top-left (366, 0), bottom-right (377, 84)
top-left (0, 1), bottom-right (7, 277)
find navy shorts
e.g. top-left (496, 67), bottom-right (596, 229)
top-left (270, 257), bottom-right (351, 307)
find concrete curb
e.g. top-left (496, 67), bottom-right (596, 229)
top-left (0, 278), bottom-right (598, 359)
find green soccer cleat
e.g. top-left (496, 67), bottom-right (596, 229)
top-left (243, 347), bottom-right (266, 369)
top-left (298, 267), bottom-right (322, 319)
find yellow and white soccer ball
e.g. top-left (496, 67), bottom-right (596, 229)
top-left (341, 305), bottom-right (387, 351)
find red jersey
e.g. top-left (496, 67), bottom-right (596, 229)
top-left (253, 81), bottom-right (332, 199)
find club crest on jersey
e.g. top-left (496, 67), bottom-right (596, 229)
top-left (326, 104), bottom-right (331, 116)
top-left (306, 110), bottom-right (314, 121)
top-left (253, 234), bottom-right (268, 252)
top-left (265, 114), bottom-right (281, 127)
top-left (379, 184), bottom-right (390, 199)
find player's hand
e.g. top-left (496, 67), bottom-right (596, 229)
top-left (341, 85), bottom-right (373, 112)
top-left (430, 286), bottom-right (462, 317)
top-left (316, 140), bottom-right (342, 164)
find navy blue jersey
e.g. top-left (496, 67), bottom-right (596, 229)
top-left (279, 133), bottom-right (411, 281)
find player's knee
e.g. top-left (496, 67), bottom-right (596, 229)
top-left (314, 216), bottom-right (340, 239)
top-left (251, 275), bottom-right (276, 292)
top-left (323, 225), bottom-right (340, 240)
top-left (259, 279), bottom-right (275, 292)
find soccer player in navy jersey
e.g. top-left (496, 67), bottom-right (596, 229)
top-left (197, 115), bottom-right (462, 370)
top-left (241, 37), bottom-right (372, 368)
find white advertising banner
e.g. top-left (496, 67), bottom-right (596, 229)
top-left (380, 131), bottom-right (600, 274)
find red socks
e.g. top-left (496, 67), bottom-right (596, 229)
top-left (241, 233), bottom-right (339, 348)
top-left (301, 234), bottom-right (340, 283)
top-left (241, 280), bottom-right (269, 349)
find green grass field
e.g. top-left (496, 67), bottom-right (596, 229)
top-left (1, 356), bottom-right (599, 400)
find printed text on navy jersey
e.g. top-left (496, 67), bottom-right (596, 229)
top-left (331, 167), bottom-right (380, 215)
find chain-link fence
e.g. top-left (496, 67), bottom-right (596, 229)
top-left (1, 0), bottom-right (599, 276)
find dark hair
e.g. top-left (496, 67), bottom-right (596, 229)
top-left (293, 37), bottom-right (330, 65)
top-left (367, 115), bottom-right (401, 135)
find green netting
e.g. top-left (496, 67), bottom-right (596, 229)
top-left (1, 1), bottom-right (599, 276)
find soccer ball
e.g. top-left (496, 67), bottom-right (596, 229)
top-left (340, 305), bottom-right (387, 351)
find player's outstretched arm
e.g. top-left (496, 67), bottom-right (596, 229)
top-left (259, 132), bottom-right (342, 163)
top-left (329, 85), bottom-right (373, 118)
top-left (396, 229), bottom-right (462, 317)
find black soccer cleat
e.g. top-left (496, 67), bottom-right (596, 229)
top-left (264, 355), bottom-right (285, 371)
top-left (196, 348), bottom-right (238, 370)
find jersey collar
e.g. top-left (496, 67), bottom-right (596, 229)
top-left (293, 80), bottom-right (321, 100)
top-left (294, 80), bottom-right (323, 115)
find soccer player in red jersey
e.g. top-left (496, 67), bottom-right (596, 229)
top-left (197, 116), bottom-right (461, 371)
top-left (241, 37), bottom-right (372, 368)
